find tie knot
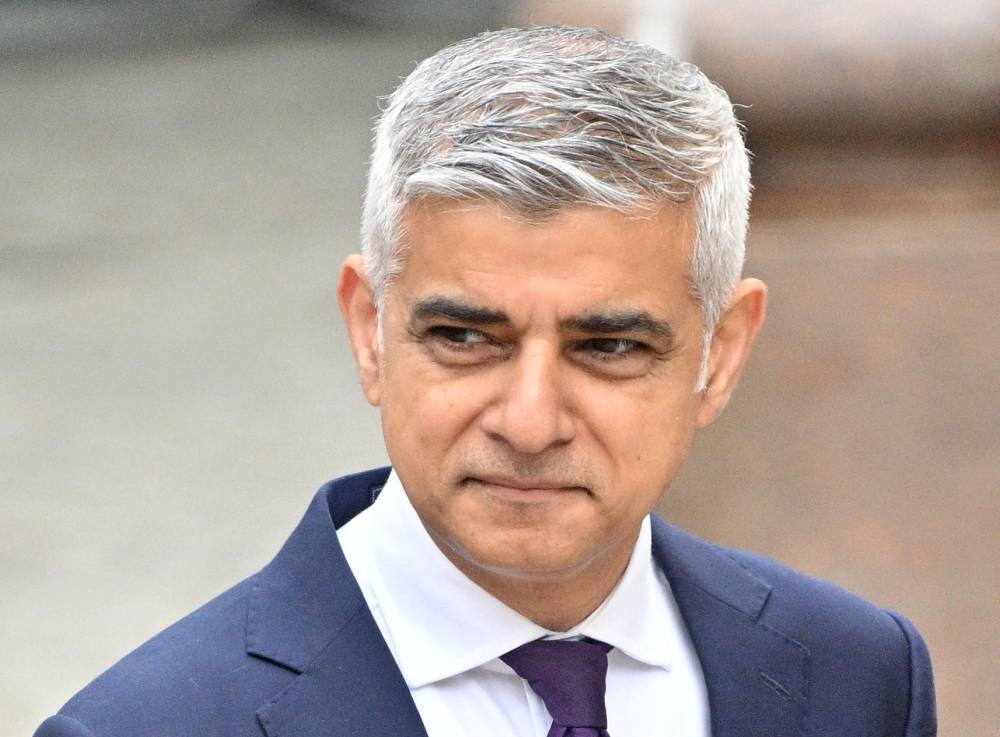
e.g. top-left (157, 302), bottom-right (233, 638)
top-left (501, 638), bottom-right (613, 734)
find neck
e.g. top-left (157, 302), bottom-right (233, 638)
top-left (432, 531), bottom-right (637, 632)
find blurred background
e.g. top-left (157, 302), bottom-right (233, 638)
top-left (2, 1), bottom-right (997, 735)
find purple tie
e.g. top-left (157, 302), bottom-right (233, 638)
top-left (500, 637), bottom-right (614, 737)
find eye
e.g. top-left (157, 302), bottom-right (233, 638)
top-left (579, 337), bottom-right (645, 359)
top-left (423, 325), bottom-right (508, 364)
top-left (427, 325), bottom-right (489, 347)
top-left (572, 337), bottom-right (655, 378)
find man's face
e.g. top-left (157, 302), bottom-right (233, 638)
top-left (345, 199), bottom-right (719, 585)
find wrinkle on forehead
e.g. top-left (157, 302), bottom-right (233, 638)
top-left (401, 196), bottom-right (694, 255)
top-left (392, 198), bottom-right (698, 326)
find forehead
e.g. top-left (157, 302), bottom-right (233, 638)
top-left (394, 199), bottom-right (696, 316)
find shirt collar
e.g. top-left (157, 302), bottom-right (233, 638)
top-left (356, 470), bottom-right (674, 688)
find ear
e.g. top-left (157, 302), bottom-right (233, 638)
top-left (337, 254), bottom-right (382, 406)
top-left (696, 278), bottom-right (767, 427)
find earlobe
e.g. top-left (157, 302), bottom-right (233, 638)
top-left (336, 254), bottom-right (382, 406)
top-left (695, 278), bottom-right (767, 428)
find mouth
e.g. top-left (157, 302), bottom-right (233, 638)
top-left (463, 475), bottom-right (587, 500)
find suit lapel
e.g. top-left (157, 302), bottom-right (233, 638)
top-left (256, 605), bottom-right (428, 737)
top-left (248, 469), bottom-right (429, 737)
top-left (651, 516), bottom-right (809, 737)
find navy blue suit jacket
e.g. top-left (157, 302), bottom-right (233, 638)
top-left (35, 467), bottom-right (936, 737)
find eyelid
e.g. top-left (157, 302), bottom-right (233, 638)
top-left (576, 336), bottom-right (650, 349)
top-left (427, 325), bottom-right (489, 340)
top-left (426, 326), bottom-right (513, 356)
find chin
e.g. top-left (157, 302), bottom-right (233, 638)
top-left (454, 534), bottom-right (600, 583)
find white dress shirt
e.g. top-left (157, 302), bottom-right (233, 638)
top-left (338, 470), bottom-right (710, 737)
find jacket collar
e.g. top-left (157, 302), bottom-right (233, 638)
top-left (248, 467), bottom-right (807, 737)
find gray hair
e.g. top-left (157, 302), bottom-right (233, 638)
top-left (361, 26), bottom-right (751, 388)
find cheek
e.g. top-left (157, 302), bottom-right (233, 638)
top-left (583, 378), bottom-right (698, 446)
top-left (581, 383), bottom-right (698, 494)
top-left (380, 368), bottom-right (486, 460)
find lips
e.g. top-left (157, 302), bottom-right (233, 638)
top-left (465, 475), bottom-right (584, 494)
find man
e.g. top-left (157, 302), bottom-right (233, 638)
top-left (35, 26), bottom-right (935, 737)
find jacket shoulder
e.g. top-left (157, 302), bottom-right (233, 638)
top-left (652, 518), bottom-right (935, 735)
top-left (723, 545), bottom-right (914, 651)
top-left (723, 543), bottom-right (937, 736)
top-left (37, 575), bottom-right (294, 737)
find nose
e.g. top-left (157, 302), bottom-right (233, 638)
top-left (479, 340), bottom-right (577, 455)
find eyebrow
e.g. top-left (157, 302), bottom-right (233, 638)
top-left (410, 296), bottom-right (676, 342)
top-left (563, 310), bottom-right (676, 341)
top-left (410, 296), bottom-right (511, 326)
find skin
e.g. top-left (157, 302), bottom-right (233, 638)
top-left (338, 198), bottom-right (766, 631)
